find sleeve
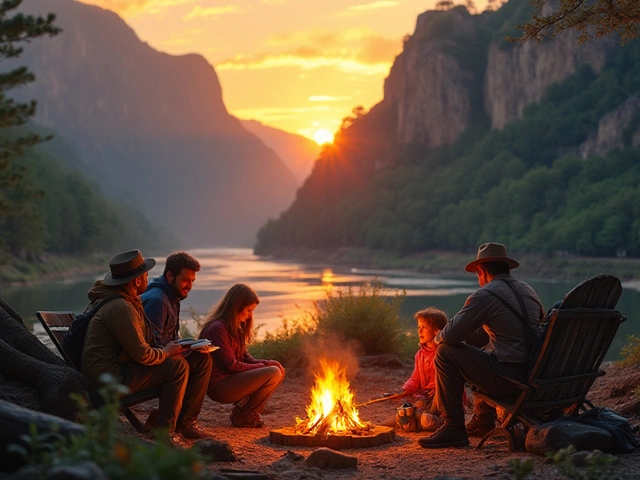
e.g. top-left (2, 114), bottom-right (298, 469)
top-left (435, 290), bottom-right (490, 345)
top-left (205, 323), bottom-right (265, 373)
top-left (109, 302), bottom-right (166, 366)
top-left (142, 293), bottom-right (170, 345)
top-left (401, 351), bottom-right (422, 396)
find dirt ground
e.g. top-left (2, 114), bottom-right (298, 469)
top-left (127, 359), bottom-right (640, 480)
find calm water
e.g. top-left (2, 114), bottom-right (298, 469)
top-left (4, 248), bottom-right (639, 360)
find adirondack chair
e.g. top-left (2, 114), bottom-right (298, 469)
top-left (475, 273), bottom-right (626, 451)
top-left (36, 310), bottom-right (160, 433)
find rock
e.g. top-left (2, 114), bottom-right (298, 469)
top-left (304, 447), bottom-right (357, 469)
top-left (0, 400), bottom-right (85, 473)
top-left (272, 450), bottom-right (305, 468)
top-left (571, 449), bottom-right (592, 467)
top-left (194, 438), bottom-right (238, 462)
top-left (525, 421), bottom-right (613, 455)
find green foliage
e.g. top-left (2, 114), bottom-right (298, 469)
top-left (618, 335), bottom-right (640, 367)
top-left (512, 0), bottom-right (640, 45)
top-left (313, 281), bottom-right (407, 356)
top-left (10, 375), bottom-right (209, 480)
top-left (249, 281), bottom-right (411, 366)
top-left (550, 445), bottom-right (617, 480)
top-left (249, 315), bottom-right (318, 368)
top-left (0, 0), bottom-right (60, 214)
top-left (507, 457), bottom-right (534, 480)
top-left (256, 32), bottom-right (640, 260)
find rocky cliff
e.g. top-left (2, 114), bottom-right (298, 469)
top-left (484, 32), bottom-right (616, 129)
top-left (14, 0), bottom-right (297, 247)
top-left (381, 7), bottom-right (476, 147)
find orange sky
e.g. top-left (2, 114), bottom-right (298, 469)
top-left (78, 0), bottom-right (489, 140)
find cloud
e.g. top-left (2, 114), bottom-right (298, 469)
top-left (335, 0), bottom-right (399, 17)
top-left (348, 1), bottom-right (399, 11)
top-left (234, 106), bottom-right (332, 122)
top-left (78, 0), bottom-right (197, 16)
top-left (218, 27), bottom-right (400, 76)
top-left (309, 96), bottom-right (352, 102)
top-left (183, 5), bottom-right (244, 20)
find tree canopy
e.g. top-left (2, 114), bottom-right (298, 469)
top-left (513, 0), bottom-right (640, 44)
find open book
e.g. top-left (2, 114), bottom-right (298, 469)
top-left (177, 338), bottom-right (219, 351)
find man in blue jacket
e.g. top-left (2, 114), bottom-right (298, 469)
top-left (142, 251), bottom-right (215, 439)
top-left (142, 251), bottom-right (201, 346)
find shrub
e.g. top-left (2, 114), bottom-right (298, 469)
top-left (249, 280), bottom-right (411, 366)
top-left (249, 314), bottom-right (318, 369)
top-left (313, 280), bottom-right (407, 356)
top-left (618, 335), bottom-right (640, 366)
top-left (10, 375), bottom-right (209, 480)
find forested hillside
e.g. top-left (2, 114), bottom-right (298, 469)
top-left (0, 125), bottom-right (172, 260)
top-left (256, 1), bottom-right (640, 259)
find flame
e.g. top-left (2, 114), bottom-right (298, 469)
top-left (295, 358), bottom-right (372, 436)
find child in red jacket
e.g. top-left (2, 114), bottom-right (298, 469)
top-left (385, 307), bottom-right (447, 431)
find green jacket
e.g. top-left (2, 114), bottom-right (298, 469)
top-left (80, 280), bottom-right (166, 385)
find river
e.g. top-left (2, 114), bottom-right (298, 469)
top-left (3, 248), bottom-right (639, 360)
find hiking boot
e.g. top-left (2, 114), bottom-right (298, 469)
top-left (153, 431), bottom-right (186, 448)
top-left (230, 405), bottom-right (264, 428)
top-left (417, 424), bottom-right (469, 449)
top-left (466, 415), bottom-right (495, 437)
top-left (176, 421), bottom-right (212, 439)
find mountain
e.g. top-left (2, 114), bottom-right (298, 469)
top-left (240, 120), bottom-right (320, 184)
top-left (12, 0), bottom-right (297, 248)
top-left (256, 0), bottom-right (640, 259)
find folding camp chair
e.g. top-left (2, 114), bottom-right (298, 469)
top-left (36, 310), bottom-right (160, 433)
top-left (475, 274), bottom-right (626, 450)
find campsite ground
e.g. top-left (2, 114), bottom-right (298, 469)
top-left (128, 359), bottom-right (640, 479)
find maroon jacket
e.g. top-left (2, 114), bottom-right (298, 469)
top-left (200, 320), bottom-right (265, 389)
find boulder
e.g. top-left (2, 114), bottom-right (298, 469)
top-left (304, 447), bottom-right (358, 469)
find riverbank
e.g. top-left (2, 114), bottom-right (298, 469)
top-left (261, 247), bottom-right (640, 281)
top-left (0, 253), bottom-right (109, 285)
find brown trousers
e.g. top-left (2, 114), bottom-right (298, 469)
top-left (123, 351), bottom-right (212, 432)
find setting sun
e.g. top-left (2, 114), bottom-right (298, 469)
top-left (314, 129), bottom-right (334, 145)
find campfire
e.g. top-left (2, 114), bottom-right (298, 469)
top-left (295, 358), bottom-right (372, 436)
top-left (270, 358), bottom-right (395, 448)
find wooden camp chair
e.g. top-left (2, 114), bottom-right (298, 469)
top-left (475, 273), bottom-right (626, 451)
top-left (37, 311), bottom-right (161, 433)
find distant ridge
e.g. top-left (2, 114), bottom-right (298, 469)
top-left (240, 120), bottom-right (320, 184)
top-left (13, 0), bottom-right (298, 247)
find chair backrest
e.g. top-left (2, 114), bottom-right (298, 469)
top-left (36, 311), bottom-right (76, 368)
top-left (526, 273), bottom-right (625, 409)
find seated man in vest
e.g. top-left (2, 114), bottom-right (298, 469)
top-left (418, 243), bottom-right (544, 449)
top-left (80, 249), bottom-right (213, 442)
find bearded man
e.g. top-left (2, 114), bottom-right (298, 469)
top-left (142, 251), bottom-right (201, 346)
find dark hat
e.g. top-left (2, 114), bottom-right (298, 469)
top-left (464, 242), bottom-right (519, 273)
top-left (104, 249), bottom-right (156, 286)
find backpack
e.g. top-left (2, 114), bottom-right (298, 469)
top-left (63, 295), bottom-right (120, 369)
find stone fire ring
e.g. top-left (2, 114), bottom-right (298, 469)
top-left (269, 425), bottom-right (395, 449)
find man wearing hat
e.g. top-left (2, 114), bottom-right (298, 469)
top-left (418, 243), bottom-right (544, 449)
top-left (80, 249), bottom-right (213, 443)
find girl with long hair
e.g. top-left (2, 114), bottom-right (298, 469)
top-left (199, 283), bottom-right (284, 428)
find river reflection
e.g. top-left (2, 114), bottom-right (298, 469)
top-left (4, 248), bottom-right (638, 360)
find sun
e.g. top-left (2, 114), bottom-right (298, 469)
top-left (313, 129), bottom-right (334, 145)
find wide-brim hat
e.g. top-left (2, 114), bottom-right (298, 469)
top-left (104, 249), bottom-right (156, 286)
top-left (464, 242), bottom-right (520, 273)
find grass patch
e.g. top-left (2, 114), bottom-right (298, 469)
top-left (618, 335), bottom-right (640, 367)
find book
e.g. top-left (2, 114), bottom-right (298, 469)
top-left (177, 338), bottom-right (218, 351)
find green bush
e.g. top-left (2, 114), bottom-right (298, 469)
top-left (249, 280), bottom-right (411, 366)
top-left (313, 280), bottom-right (407, 356)
top-left (618, 335), bottom-right (640, 366)
top-left (249, 314), bottom-right (318, 368)
top-left (10, 375), bottom-right (209, 480)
